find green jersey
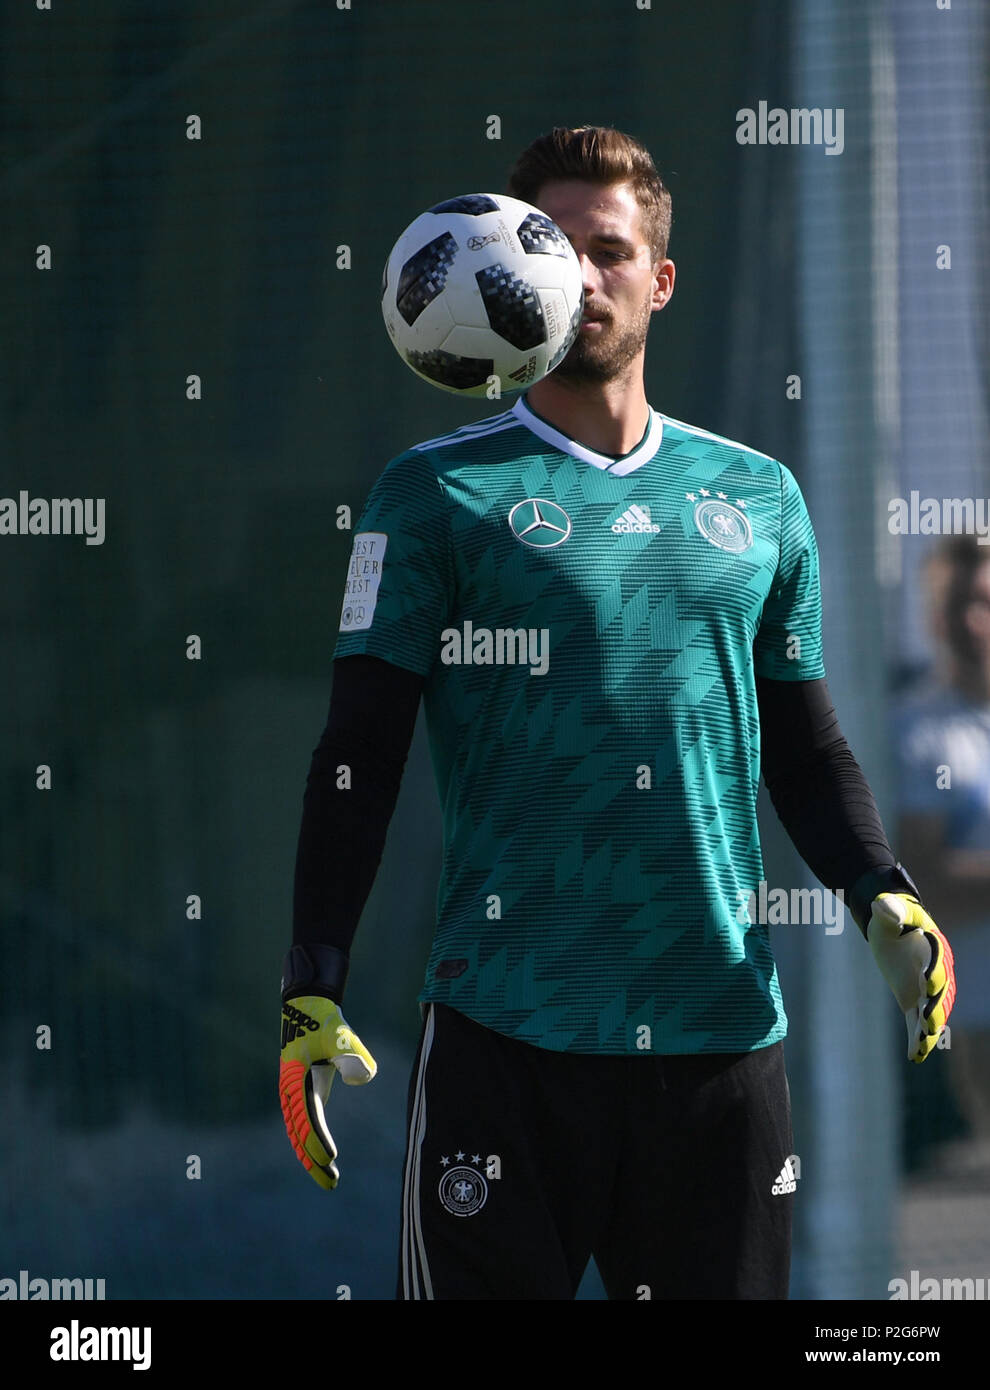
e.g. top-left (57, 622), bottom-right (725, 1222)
top-left (334, 392), bottom-right (825, 1054)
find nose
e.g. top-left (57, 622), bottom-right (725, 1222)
top-left (576, 251), bottom-right (599, 294)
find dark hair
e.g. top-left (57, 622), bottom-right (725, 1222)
top-left (507, 125), bottom-right (672, 261)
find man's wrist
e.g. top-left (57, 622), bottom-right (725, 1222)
top-left (848, 862), bottom-right (922, 937)
top-left (281, 943), bottom-right (349, 1004)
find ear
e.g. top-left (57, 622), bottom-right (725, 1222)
top-left (652, 257), bottom-right (675, 311)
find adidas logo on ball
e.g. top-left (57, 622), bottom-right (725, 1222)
top-left (611, 504), bottom-right (660, 534)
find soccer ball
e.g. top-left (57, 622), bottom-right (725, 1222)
top-left (381, 193), bottom-right (585, 397)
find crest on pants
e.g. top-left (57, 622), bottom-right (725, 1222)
top-left (438, 1164), bottom-right (488, 1217)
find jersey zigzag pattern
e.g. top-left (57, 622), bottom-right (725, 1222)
top-left (335, 393), bottom-right (825, 1054)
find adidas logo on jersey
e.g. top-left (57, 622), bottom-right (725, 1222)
top-left (771, 1154), bottom-right (801, 1195)
top-left (611, 504), bottom-right (660, 534)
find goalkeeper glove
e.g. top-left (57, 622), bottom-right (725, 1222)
top-left (279, 944), bottom-right (376, 1190)
top-left (866, 893), bottom-right (956, 1064)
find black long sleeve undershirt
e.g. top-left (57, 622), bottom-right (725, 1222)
top-left (292, 655), bottom-right (424, 951)
top-left (292, 657), bottom-right (899, 964)
top-left (755, 675), bottom-right (896, 896)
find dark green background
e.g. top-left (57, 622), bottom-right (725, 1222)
top-left (3, 0), bottom-right (937, 1302)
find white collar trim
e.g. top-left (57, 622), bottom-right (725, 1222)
top-left (510, 394), bottom-right (663, 476)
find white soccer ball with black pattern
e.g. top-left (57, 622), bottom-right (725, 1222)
top-left (381, 194), bottom-right (585, 397)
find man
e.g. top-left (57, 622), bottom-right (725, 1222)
top-left (896, 536), bottom-right (990, 1144)
top-left (279, 126), bottom-right (955, 1300)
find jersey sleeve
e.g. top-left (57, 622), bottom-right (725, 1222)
top-left (333, 448), bottom-right (454, 677)
top-left (753, 461), bottom-right (826, 681)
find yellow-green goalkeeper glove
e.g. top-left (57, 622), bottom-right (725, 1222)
top-left (866, 893), bottom-right (956, 1064)
top-left (278, 945), bottom-right (376, 1190)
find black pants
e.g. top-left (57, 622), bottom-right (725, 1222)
top-left (397, 1003), bottom-right (794, 1300)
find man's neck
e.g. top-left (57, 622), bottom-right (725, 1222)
top-left (525, 371), bottom-right (651, 458)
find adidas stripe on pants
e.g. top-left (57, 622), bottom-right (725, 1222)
top-left (397, 1003), bottom-right (794, 1300)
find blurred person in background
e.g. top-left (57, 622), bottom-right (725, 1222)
top-left (896, 534), bottom-right (990, 1156)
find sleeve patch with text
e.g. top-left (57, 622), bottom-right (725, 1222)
top-left (339, 532), bottom-right (388, 632)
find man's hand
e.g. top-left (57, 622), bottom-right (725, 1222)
top-left (279, 994), bottom-right (377, 1190)
top-left (867, 893), bottom-right (956, 1063)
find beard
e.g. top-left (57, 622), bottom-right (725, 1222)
top-left (553, 293), bottom-right (653, 384)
